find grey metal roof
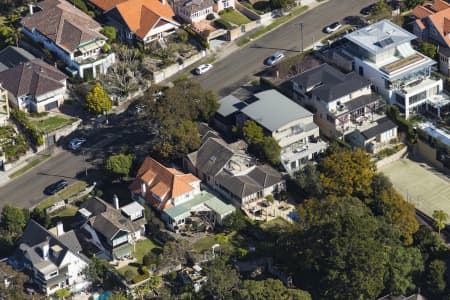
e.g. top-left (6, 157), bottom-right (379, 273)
top-left (121, 201), bottom-right (144, 217)
top-left (291, 64), bottom-right (371, 103)
top-left (240, 89), bottom-right (313, 132)
top-left (0, 46), bottom-right (35, 72)
top-left (361, 117), bottom-right (397, 139)
top-left (217, 95), bottom-right (247, 117)
top-left (345, 19), bottom-right (416, 54)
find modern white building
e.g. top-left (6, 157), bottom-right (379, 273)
top-left (344, 19), bottom-right (448, 119)
top-left (21, 0), bottom-right (115, 79)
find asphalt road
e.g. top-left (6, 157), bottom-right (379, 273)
top-left (0, 112), bottom-right (157, 209)
top-left (197, 0), bottom-right (375, 96)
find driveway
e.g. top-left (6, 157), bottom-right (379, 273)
top-left (196, 0), bottom-right (376, 96)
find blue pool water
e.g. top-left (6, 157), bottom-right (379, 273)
top-left (95, 291), bottom-right (111, 300)
top-left (287, 211), bottom-right (299, 222)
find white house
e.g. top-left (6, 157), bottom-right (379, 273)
top-left (21, 0), bottom-right (115, 79)
top-left (170, 0), bottom-right (234, 23)
top-left (344, 19), bottom-right (449, 119)
top-left (15, 220), bottom-right (89, 295)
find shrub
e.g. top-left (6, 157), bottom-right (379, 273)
top-left (176, 29), bottom-right (189, 43)
top-left (206, 13), bottom-right (215, 20)
top-left (182, 25), bottom-right (210, 49)
top-left (10, 109), bottom-right (43, 146)
top-left (124, 270), bottom-right (134, 282)
top-left (101, 26), bottom-right (117, 41)
top-left (143, 254), bottom-right (152, 267)
top-left (140, 265), bottom-right (148, 274)
top-left (132, 272), bottom-right (150, 284)
top-left (215, 19), bottom-right (234, 30)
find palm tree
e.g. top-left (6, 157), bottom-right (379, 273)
top-left (432, 210), bottom-right (449, 235)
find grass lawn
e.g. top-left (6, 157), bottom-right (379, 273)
top-left (193, 231), bottom-right (247, 256)
top-left (30, 116), bottom-right (77, 133)
top-left (220, 10), bottom-right (251, 25)
top-left (118, 238), bottom-right (160, 277)
top-left (9, 153), bottom-right (51, 179)
top-left (37, 180), bottom-right (88, 210)
top-left (52, 204), bottom-right (79, 218)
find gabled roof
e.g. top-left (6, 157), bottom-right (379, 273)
top-left (171, 0), bottom-right (214, 14)
top-left (103, 0), bottom-right (178, 40)
top-left (425, 7), bottom-right (450, 47)
top-left (360, 117), bottom-right (397, 140)
top-left (431, 0), bottom-right (450, 12)
top-left (21, 0), bottom-right (106, 52)
top-left (88, 0), bottom-right (127, 10)
top-left (412, 5), bottom-right (434, 19)
top-left (240, 89), bottom-right (313, 132)
top-left (16, 220), bottom-right (87, 272)
top-left (0, 59), bottom-right (66, 98)
top-left (291, 63), bottom-right (371, 103)
top-left (81, 197), bottom-right (137, 241)
top-left (129, 156), bottom-right (200, 209)
top-left (0, 46), bottom-right (35, 72)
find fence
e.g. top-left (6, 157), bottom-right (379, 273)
top-left (45, 183), bottom-right (96, 214)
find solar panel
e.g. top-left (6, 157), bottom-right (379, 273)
top-left (378, 37), bottom-right (394, 48)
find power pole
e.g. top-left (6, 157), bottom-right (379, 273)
top-left (296, 22), bottom-right (304, 53)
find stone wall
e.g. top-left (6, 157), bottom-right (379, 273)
top-left (152, 50), bottom-right (207, 83)
top-left (376, 146), bottom-right (408, 169)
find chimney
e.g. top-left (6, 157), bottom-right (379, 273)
top-left (141, 182), bottom-right (147, 198)
top-left (56, 222), bottom-right (64, 237)
top-left (28, 4), bottom-right (34, 15)
top-left (161, 0), bottom-right (166, 4)
top-left (113, 194), bottom-right (120, 209)
top-left (42, 236), bottom-right (50, 260)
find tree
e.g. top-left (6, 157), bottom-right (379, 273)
top-left (293, 164), bottom-right (323, 199)
top-left (124, 270), bottom-right (134, 282)
top-left (222, 210), bottom-right (248, 232)
top-left (1, 204), bottom-right (27, 236)
top-left (100, 45), bottom-right (144, 98)
top-left (384, 245), bottom-right (423, 295)
top-left (432, 210), bottom-right (448, 235)
top-left (109, 291), bottom-right (128, 300)
top-left (85, 82), bottom-right (113, 114)
top-left (319, 148), bottom-right (375, 198)
top-left (418, 42), bottom-right (437, 60)
top-left (176, 29), bottom-right (189, 43)
top-left (0, 24), bottom-right (22, 47)
top-left (101, 26), bottom-right (117, 41)
top-left (405, 0), bottom-right (425, 9)
top-left (84, 257), bottom-right (111, 287)
top-left (238, 278), bottom-right (311, 300)
top-left (30, 207), bottom-right (51, 229)
top-left (260, 136), bottom-right (281, 165)
top-left (371, 0), bottom-right (391, 20)
top-left (242, 120), bottom-right (264, 145)
top-left (425, 259), bottom-right (446, 294)
top-left (106, 153), bottom-right (134, 178)
top-left (242, 120), bottom-right (280, 165)
top-left (203, 258), bottom-right (240, 300)
top-left (54, 288), bottom-right (71, 299)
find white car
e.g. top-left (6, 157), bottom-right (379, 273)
top-left (266, 52), bottom-right (285, 66)
top-left (195, 64), bottom-right (213, 75)
top-left (68, 138), bottom-right (86, 150)
top-left (325, 22), bottom-right (342, 33)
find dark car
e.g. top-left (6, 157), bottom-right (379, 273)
top-left (360, 4), bottom-right (376, 16)
top-left (44, 179), bottom-right (69, 195)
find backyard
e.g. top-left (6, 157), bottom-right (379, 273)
top-left (380, 158), bottom-right (450, 222)
top-left (117, 238), bottom-right (161, 278)
top-left (220, 9), bottom-right (251, 25)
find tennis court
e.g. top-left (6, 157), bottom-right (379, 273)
top-left (380, 158), bottom-right (450, 222)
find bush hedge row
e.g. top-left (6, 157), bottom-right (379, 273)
top-left (11, 109), bottom-right (44, 146)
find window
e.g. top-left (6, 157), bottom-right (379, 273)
top-left (409, 91), bottom-right (427, 105)
top-left (358, 66), bottom-right (364, 76)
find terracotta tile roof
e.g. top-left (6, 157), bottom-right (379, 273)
top-left (412, 5), bottom-right (433, 19)
top-left (427, 8), bottom-right (450, 47)
top-left (0, 59), bottom-right (66, 98)
top-left (431, 0), bottom-right (450, 12)
top-left (416, 19), bottom-right (426, 30)
top-left (129, 157), bottom-right (200, 210)
top-left (88, 0), bottom-right (127, 11)
top-left (106, 0), bottom-right (178, 39)
top-left (21, 0), bottom-right (106, 52)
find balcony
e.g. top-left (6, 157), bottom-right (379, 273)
top-left (397, 77), bottom-right (441, 96)
top-left (74, 52), bottom-right (111, 65)
top-left (281, 139), bottom-right (328, 174)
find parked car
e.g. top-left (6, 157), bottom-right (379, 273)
top-left (325, 22), bottom-right (342, 33)
top-left (265, 52), bottom-right (285, 66)
top-left (68, 138), bottom-right (86, 150)
top-left (360, 4), bottom-right (376, 16)
top-left (44, 179), bottom-right (69, 195)
top-left (195, 64), bottom-right (213, 75)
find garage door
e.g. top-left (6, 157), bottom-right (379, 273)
top-left (44, 101), bottom-right (58, 111)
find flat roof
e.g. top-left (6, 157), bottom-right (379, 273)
top-left (345, 19), bottom-right (416, 55)
top-left (217, 95), bottom-right (247, 117)
top-left (240, 89), bottom-right (313, 132)
top-left (121, 201), bottom-right (144, 216)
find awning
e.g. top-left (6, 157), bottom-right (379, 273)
top-left (78, 41), bottom-right (103, 54)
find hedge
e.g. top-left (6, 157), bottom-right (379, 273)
top-left (11, 109), bottom-right (44, 146)
top-left (215, 19), bottom-right (234, 30)
top-left (386, 105), bottom-right (417, 144)
top-left (132, 272), bottom-right (150, 284)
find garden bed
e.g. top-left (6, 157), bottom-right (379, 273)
top-left (0, 126), bottom-right (29, 162)
top-left (30, 115), bottom-right (77, 133)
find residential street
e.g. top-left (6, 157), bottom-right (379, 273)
top-left (197, 0), bottom-right (375, 96)
top-left (0, 0), bottom-right (375, 208)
